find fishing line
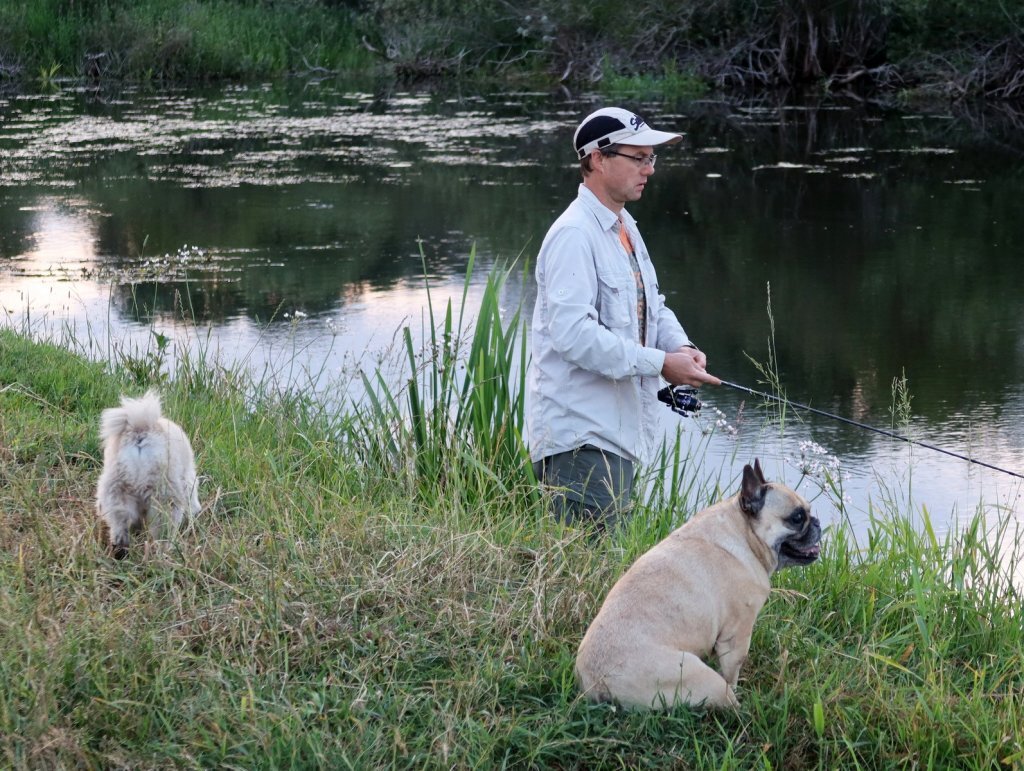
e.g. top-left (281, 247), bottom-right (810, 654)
top-left (718, 380), bottom-right (1024, 481)
top-left (657, 381), bottom-right (1024, 481)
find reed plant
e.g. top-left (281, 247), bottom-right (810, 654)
top-left (351, 248), bottom-right (536, 511)
top-left (1, 264), bottom-right (1023, 768)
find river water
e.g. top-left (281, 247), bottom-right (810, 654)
top-left (1, 81), bottom-right (1022, 542)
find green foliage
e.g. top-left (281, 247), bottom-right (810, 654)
top-left (0, 0), bottom-right (1021, 94)
top-left (0, 0), bottom-right (372, 82)
top-left (117, 330), bottom-right (171, 387)
top-left (355, 0), bottom-right (1024, 95)
top-left (601, 60), bottom-right (708, 99)
top-left (891, 0), bottom-right (1024, 49)
top-left (890, 369), bottom-right (913, 430)
top-left (0, 329), bottom-right (120, 463)
top-left (350, 248), bottom-right (537, 509)
top-left (36, 61), bottom-right (61, 88)
top-left (2, 318), bottom-right (1024, 768)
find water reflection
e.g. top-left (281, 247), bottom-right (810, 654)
top-left (1, 83), bottom-right (1022, 541)
top-left (11, 202), bottom-right (98, 273)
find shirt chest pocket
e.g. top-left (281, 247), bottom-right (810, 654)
top-left (596, 270), bottom-right (634, 329)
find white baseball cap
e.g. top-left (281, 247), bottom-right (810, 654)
top-left (573, 107), bottom-right (683, 159)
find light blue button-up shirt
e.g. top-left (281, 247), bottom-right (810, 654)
top-left (527, 184), bottom-right (691, 464)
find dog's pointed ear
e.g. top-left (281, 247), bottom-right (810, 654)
top-left (740, 461), bottom-right (767, 517)
top-left (753, 457), bottom-right (767, 484)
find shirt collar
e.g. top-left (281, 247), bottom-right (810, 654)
top-left (577, 183), bottom-right (637, 233)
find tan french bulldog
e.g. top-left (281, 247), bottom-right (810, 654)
top-left (575, 459), bottom-right (821, 709)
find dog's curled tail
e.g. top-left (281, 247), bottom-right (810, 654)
top-left (100, 389), bottom-right (163, 441)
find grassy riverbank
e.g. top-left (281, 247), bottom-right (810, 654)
top-left (0, 0), bottom-right (373, 84)
top-left (1, 321), bottom-right (1022, 769)
top-left (1, 0), bottom-right (1022, 99)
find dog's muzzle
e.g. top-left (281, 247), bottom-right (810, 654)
top-left (778, 516), bottom-right (822, 567)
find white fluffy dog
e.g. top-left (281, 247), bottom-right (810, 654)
top-left (96, 390), bottom-right (200, 558)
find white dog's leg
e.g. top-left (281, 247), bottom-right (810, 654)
top-left (108, 522), bottom-right (131, 560)
top-left (101, 504), bottom-right (139, 560)
top-left (168, 500), bottom-right (186, 531)
top-left (146, 496), bottom-right (185, 543)
top-left (148, 492), bottom-right (193, 555)
top-left (146, 508), bottom-right (165, 543)
top-left (186, 480), bottom-right (201, 522)
top-left (141, 504), bottom-right (173, 560)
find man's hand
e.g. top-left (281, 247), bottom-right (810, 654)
top-left (661, 347), bottom-right (721, 387)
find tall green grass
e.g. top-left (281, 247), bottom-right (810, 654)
top-left (1, 262), bottom-right (1023, 768)
top-left (0, 0), bottom-right (373, 83)
top-left (352, 248), bottom-right (536, 512)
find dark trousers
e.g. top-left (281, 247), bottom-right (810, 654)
top-left (533, 445), bottom-right (635, 533)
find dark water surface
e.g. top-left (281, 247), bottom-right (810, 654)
top-left (2, 82), bottom-right (1022, 539)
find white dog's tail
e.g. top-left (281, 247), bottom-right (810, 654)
top-left (100, 390), bottom-right (163, 441)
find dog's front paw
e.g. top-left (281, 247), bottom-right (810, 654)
top-left (109, 534), bottom-right (129, 560)
top-left (724, 686), bottom-right (740, 709)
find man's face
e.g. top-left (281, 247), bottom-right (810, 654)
top-left (592, 145), bottom-right (656, 207)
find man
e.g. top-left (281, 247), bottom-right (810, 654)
top-left (527, 106), bottom-right (720, 531)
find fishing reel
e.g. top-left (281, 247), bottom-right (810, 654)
top-left (658, 385), bottom-right (703, 416)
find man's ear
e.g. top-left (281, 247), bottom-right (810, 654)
top-left (740, 459), bottom-right (767, 517)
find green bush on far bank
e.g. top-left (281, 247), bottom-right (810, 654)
top-left (0, 0), bottom-right (372, 83)
top-left (1, 0), bottom-right (1022, 98)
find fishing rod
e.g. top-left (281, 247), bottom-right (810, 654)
top-left (657, 381), bottom-right (1024, 481)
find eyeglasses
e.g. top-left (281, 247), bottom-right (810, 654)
top-left (602, 150), bottom-right (657, 168)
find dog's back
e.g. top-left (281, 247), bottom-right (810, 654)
top-left (100, 390), bottom-right (164, 445)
